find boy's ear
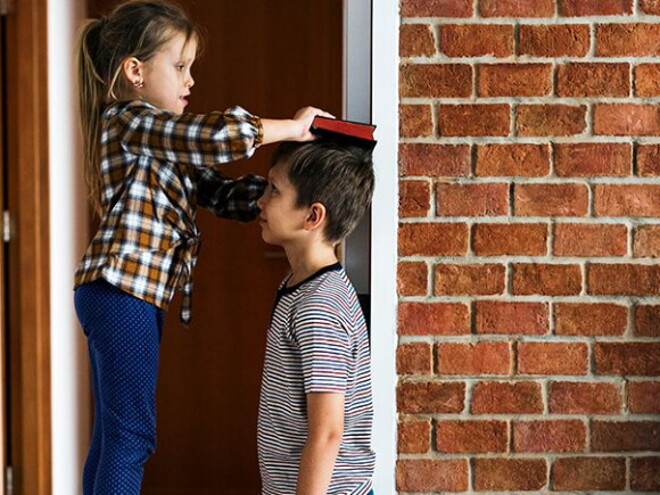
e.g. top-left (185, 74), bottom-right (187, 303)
top-left (304, 202), bottom-right (327, 232)
top-left (122, 57), bottom-right (144, 85)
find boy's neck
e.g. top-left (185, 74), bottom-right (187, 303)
top-left (284, 241), bottom-right (339, 287)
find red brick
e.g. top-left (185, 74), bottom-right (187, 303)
top-left (478, 64), bottom-right (552, 97)
top-left (401, 0), bottom-right (473, 17)
top-left (400, 64), bottom-right (472, 98)
top-left (635, 305), bottom-right (660, 337)
top-left (476, 301), bottom-right (549, 335)
top-left (631, 457), bottom-right (660, 491)
top-left (554, 224), bottom-right (628, 257)
top-left (476, 143), bottom-right (550, 177)
top-left (641, 0), bottom-right (660, 15)
top-left (592, 420), bottom-right (660, 451)
top-left (473, 223), bottom-right (548, 256)
top-left (399, 302), bottom-right (470, 335)
top-left (554, 142), bottom-right (632, 177)
top-left (396, 459), bottom-right (468, 492)
top-left (549, 381), bottom-right (622, 414)
top-left (634, 225), bottom-right (660, 257)
top-left (400, 24), bottom-right (435, 58)
top-left (594, 342), bottom-right (660, 375)
top-left (514, 183), bottom-right (589, 217)
top-left (398, 419), bottom-right (431, 453)
top-left (397, 342), bottom-right (432, 375)
top-left (438, 104), bottom-right (510, 137)
top-left (399, 104), bottom-right (433, 138)
top-left (513, 420), bottom-right (586, 452)
top-left (519, 24), bottom-right (589, 57)
top-left (436, 183), bottom-right (509, 216)
top-left (516, 105), bottom-right (587, 137)
top-left (397, 380), bottom-right (465, 414)
top-left (635, 63), bottom-right (660, 97)
top-left (558, 62), bottom-right (630, 97)
top-left (637, 144), bottom-right (660, 176)
top-left (554, 302), bottom-right (628, 336)
top-left (597, 23), bottom-right (660, 57)
top-left (399, 143), bottom-right (470, 177)
top-left (589, 264), bottom-right (660, 296)
top-left (472, 381), bottom-right (543, 414)
top-left (398, 261), bottom-right (427, 296)
top-left (440, 24), bottom-right (513, 57)
top-left (473, 458), bottom-right (547, 491)
top-left (437, 341), bottom-right (511, 375)
top-left (552, 457), bottom-right (626, 491)
top-left (512, 263), bottom-right (582, 296)
top-left (560, 0), bottom-right (633, 16)
top-left (595, 104), bottom-right (660, 136)
top-left (436, 420), bottom-right (508, 453)
top-left (399, 222), bottom-right (468, 256)
top-left (434, 263), bottom-right (505, 296)
top-left (628, 381), bottom-right (660, 414)
top-left (480, 0), bottom-right (553, 17)
top-left (518, 342), bottom-right (588, 375)
top-left (399, 180), bottom-right (430, 218)
top-left (595, 184), bottom-right (660, 216)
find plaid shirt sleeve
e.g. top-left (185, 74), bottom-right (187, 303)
top-left (117, 102), bottom-right (264, 167)
top-left (195, 168), bottom-right (266, 222)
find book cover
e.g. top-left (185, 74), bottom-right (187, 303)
top-left (310, 116), bottom-right (377, 149)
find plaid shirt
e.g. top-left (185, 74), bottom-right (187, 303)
top-left (74, 100), bottom-right (266, 324)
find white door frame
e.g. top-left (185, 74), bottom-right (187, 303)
top-left (369, 0), bottom-right (399, 492)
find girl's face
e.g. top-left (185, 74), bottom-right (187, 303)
top-left (139, 31), bottom-right (197, 114)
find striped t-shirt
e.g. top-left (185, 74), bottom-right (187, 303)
top-left (257, 263), bottom-right (375, 495)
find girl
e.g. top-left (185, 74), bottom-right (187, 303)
top-left (73, 1), bottom-right (330, 493)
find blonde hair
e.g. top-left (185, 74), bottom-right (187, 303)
top-left (77, 0), bottom-right (198, 214)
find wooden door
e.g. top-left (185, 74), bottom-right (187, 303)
top-left (86, 1), bottom-right (343, 493)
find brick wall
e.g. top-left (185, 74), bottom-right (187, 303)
top-left (397, 0), bottom-right (659, 492)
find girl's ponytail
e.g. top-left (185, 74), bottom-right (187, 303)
top-left (77, 18), bottom-right (107, 215)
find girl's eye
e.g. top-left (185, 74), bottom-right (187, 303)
top-left (176, 64), bottom-right (185, 71)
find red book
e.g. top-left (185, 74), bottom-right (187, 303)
top-left (310, 116), bottom-right (377, 149)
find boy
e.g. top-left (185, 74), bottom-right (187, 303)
top-left (256, 140), bottom-right (376, 495)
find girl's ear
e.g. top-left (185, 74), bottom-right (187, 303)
top-left (122, 56), bottom-right (144, 86)
top-left (304, 202), bottom-right (327, 232)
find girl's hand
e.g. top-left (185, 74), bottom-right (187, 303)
top-left (291, 107), bottom-right (335, 141)
top-left (260, 107), bottom-right (334, 145)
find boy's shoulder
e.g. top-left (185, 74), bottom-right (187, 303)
top-left (292, 268), bottom-right (361, 323)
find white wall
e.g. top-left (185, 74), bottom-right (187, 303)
top-left (48, 0), bottom-right (91, 493)
top-left (370, 0), bottom-right (399, 492)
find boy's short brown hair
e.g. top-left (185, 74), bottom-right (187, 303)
top-left (271, 139), bottom-right (375, 243)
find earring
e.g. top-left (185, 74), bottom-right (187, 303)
top-left (133, 80), bottom-right (144, 89)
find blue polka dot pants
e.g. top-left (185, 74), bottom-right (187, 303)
top-left (74, 279), bottom-right (165, 495)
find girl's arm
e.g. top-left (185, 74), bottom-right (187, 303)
top-left (117, 102), bottom-right (331, 167)
top-left (262, 106), bottom-right (333, 144)
top-left (194, 168), bottom-right (265, 221)
top-left (296, 393), bottom-right (345, 495)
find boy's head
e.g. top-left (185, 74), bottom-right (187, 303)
top-left (257, 139), bottom-right (374, 247)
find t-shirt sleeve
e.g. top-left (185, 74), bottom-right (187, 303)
top-left (292, 302), bottom-right (351, 394)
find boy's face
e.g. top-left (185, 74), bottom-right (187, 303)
top-left (257, 160), bottom-right (310, 246)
